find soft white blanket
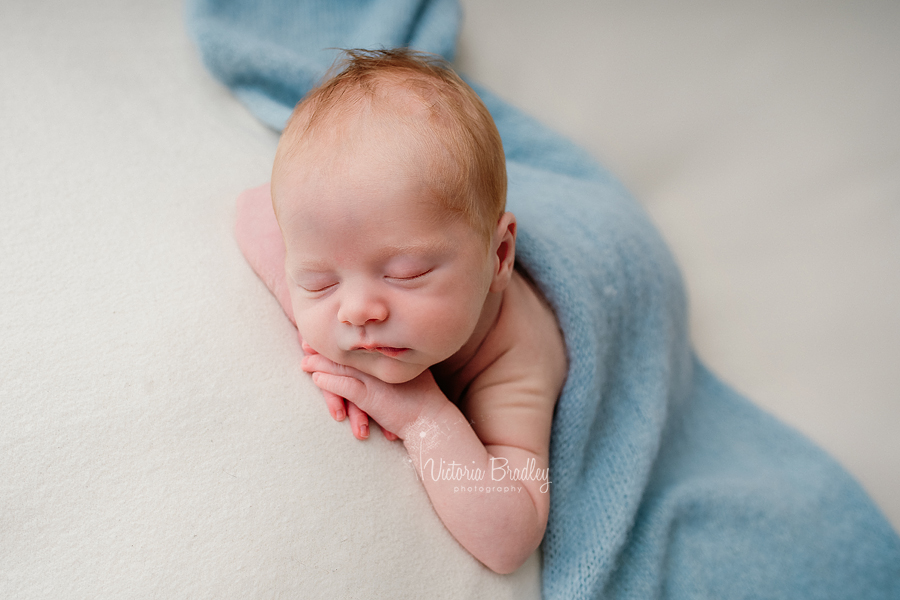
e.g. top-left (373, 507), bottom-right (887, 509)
top-left (0, 0), bottom-right (539, 597)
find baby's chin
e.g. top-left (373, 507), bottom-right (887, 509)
top-left (304, 338), bottom-right (434, 384)
top-left (342, 352), bottom-right (429, 385)
top-left (359, 360), bottom-right (428, 385)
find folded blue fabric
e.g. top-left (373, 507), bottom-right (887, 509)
top-left (186, 1), bottom-right (900, 597)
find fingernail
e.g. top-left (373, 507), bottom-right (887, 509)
top-left (359, 424), bottom-right (369, 438)
top-left (335, 409), bottom-right (345, 421)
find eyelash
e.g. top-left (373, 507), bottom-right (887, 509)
top-left (300, 269), bottom-right (432, 293)
top-left (388, 268), bottom-right (433, 282)
top-left (301, 283), bottom-right (336, 293)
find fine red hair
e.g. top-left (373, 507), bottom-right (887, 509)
top-left (273, 48), bottom-right (507, 244)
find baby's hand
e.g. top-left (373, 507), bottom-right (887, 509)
top-left (300, 352), bottom-right (444, 441)
top-left (300, 342), bottom-right (399, 441)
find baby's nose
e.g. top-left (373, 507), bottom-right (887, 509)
top-left (337, 293), bottom-right (388, 327)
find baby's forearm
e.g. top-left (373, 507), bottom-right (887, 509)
top-left (300, 355), bottom-right (549, 572)
top-left (403, 400), bottom-right (548, 575)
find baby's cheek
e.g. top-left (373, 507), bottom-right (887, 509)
top-left (294, 311), bottom-right (326, 351)
top-left (421, 300), bottom-right (478, 349)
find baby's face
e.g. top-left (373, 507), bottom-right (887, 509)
top-left (275, 144), bottom-right (495, 385)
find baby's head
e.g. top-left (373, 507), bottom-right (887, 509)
top-left (273, 48), bottom-right (506, 244)
top-left (272, 49), bottom-right (515, 384)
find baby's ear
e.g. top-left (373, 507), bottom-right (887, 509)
top-left (489, 212), bottom-right (517, 293)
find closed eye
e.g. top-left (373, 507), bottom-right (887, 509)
top-left (387, 268), bottom-right (433, 282)
top-left (300, 282), bottom-right (337, 293)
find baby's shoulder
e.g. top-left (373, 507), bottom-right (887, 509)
top-left (497, 268), bottom-right (567, 383)
top-left (459, 269), bottom-right (567, 452)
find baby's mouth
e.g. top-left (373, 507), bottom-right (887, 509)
top-left (354, 345), bottom-right (408, 358)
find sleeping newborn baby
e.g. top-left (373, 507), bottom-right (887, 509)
top-left (237, 48), bottom-right (566, 574)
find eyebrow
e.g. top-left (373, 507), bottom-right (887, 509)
top-left (378, 239), bottom-right (453, 258)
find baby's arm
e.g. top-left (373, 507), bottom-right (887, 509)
top-left (302, 352), bottom-right (558, 574)
top-left (235, 184), bottom-right (294, 323)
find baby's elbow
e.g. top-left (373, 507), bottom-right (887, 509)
top-left (473, 491), bottom-right (549, 574)
top-left (480, 539), bottom-right (540, 575)
top-left (484, 556), bottom-right (527, 576)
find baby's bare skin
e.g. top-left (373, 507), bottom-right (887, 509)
top-left (299, 267), bottom-right (565, 574)
top-left (426, 266), bottom-right (566, 571)
top-left (236, 179), bottom-right (566, 573)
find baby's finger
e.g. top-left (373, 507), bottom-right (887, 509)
top-left (322, 390), bottom-right (347, 422)
top-left (301, 353), bottom-right (357, 377)
top-left (382, 429), bottom-right (399, 442)
top-left (311, 371), bottom-right (366, 405)
top-left (301, 340), bottom-right (317, 356)
top-left (347, 402), bottom-right (369, 440)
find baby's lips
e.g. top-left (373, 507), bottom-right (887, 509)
top-left (352, 344), bottom-right (409, 358)
top-left (373, 346), bottom-right (409, 358)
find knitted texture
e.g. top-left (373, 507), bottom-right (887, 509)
top-left (186, 1), bottom-right (900, 597)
